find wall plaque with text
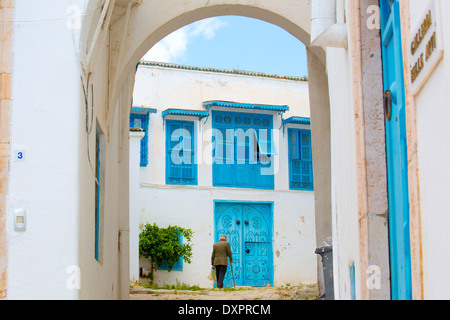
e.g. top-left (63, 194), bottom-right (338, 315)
top-left (408, 0), bottom-right (444, 95)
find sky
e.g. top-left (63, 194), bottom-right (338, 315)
top-left (142, 16), bottom-right (308, 78)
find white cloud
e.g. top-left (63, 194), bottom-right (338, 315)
top-left (142, 18), bottom-right (228, 63)
top-left (142, 28), bottom-right (188, 62)
top-left (190, 18), bottom-right (228, 40)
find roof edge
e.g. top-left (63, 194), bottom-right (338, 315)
top-left (138, 60), bottom-right (308, 82)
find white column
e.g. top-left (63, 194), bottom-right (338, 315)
top-left (129, 131), bottom-right (145, 283)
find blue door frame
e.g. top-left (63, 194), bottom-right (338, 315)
top-left (380, 0), bottom-right (412, 300)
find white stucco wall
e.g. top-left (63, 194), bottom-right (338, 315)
top-left (6, 0), bottom-right (83, 299)
top-left (131, 63), bottom-right (317, 288)
top-left (2, 0), bottom-right (325, 300)
top-left (407, 0), bottom-right (450, 299)
top-left (129, 131), bottom-right (145, 283)
top-left (323, 0), bottom-right (363, 300)
top-left (327, 46), bottom-right (360, 300)
top-left (6, 0), bottom-right (130, 300)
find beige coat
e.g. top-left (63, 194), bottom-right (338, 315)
top-left (211, 240), bottom-right (233, 266)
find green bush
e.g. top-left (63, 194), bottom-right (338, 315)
top-left (139, 223), bottom-right (193, 276)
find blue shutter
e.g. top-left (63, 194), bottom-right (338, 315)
top-left (182, 123), bottom-right (195, 182)
top-left (258, 128), bottom-right (277, 157)
top-left (289, 129), bottom-right (300, 160)
top-left (213, 128), bottom-right (234, 186)
top-left (212, 111), bottom-right (274, 189)
top-left (288, 129), bottom-right (301, 188)
top-left (213, 128), bottom-right (225, 163)
top-left (167, 122), bottom-right (182, 183)
top-left (235, 136), bottom-right (248, 164)
top-left (255, 128), bottom-right (274, 188)
top-left (235, 130), bottom-right (252, 187)
top-left (299, 131), bottom-right (313, 190)
top-left (166, 120), bottom-right (197, 185)
top-left (289, 129), bottom-right (313, 191)
top-left (130, 112), bottom-right (149, 167)
top-left (300, 131), bottom-right (311, 161)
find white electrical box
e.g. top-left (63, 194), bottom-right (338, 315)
top-left (14, 208), bottom-right (26, 231)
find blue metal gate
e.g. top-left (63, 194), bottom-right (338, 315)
top-left (214, 201), bottom-right (273, 287)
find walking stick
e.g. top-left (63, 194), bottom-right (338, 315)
top-left (230, 261), bottom-right (236, 288)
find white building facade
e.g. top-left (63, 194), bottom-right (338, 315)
top-left (129, 62), bottom-right (317, 288)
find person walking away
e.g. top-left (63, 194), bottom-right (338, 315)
top-left (211, 235), bottom-right (233, 288)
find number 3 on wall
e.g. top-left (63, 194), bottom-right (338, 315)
top-left (14, 150), bottom-right (26, 162)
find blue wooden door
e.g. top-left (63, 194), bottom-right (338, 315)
top-left (214, 202), bottom-right (273, 287)
top-left (380, 0), bottom-right (412, 300)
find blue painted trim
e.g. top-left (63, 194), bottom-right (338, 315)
top-left (162, 108), bottom-right (209, 119)
top-left (212, 110), bottom-right (273, 128)
top-left (95, 129), bottom-right (100, 262)
top-left (282, 116), bottom-right (311, 125)
top-left (131, 106), bottom-right (157, 114)
top-left (350, 262), bottom-right (356, 300)
top-left (213, 199), bottom-right (275, 206)
top-left (204, 100), bottom-right (289, 114)
top-left (282, 116), bottom-right (311, 135)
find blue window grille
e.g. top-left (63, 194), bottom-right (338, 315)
top-left (212, 111), bottom-right (275, 189)
top-left (165, 120), bottom-right (197, 185)
top-left (130, 110), bottom-right (149, 167)
top-left (158, 234), bottom-right (184, 271)
top-left (288, 128), bottom-right (314, 191)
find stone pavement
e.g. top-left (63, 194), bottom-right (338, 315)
top-left (130, 284), bottom-right (318, 300)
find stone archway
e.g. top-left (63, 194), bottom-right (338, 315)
top-left (79, 0), bottom-right (331, 299)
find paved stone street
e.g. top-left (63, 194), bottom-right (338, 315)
top-left (130, 284), bottom-right (319, 300)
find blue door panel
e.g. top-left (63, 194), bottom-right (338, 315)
top-left (214, 202), bottom-right (273, 288)
top-left (380, 0), bottom-right (412, 300)
top-left (242, 205), bottom-right (271, 287)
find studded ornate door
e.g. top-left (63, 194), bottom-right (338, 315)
top-left (214, 202), bottom-right (273, 288)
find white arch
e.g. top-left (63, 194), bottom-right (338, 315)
top-left (78, 0), bottom-right (331, 299)
top-left (85, 0), bottom-right (325, 109)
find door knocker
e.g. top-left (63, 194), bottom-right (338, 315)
top-left (384, 90), bottom-right (392, 122)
